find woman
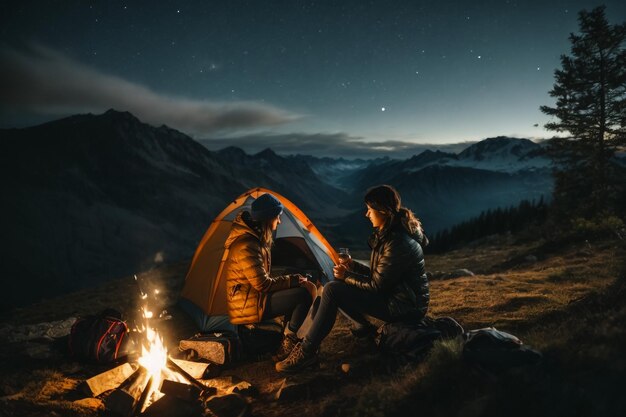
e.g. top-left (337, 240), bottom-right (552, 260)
top-left (276, 185), bottom-right (429, 373)
top-left (225, 193), bottom-right (315, 360)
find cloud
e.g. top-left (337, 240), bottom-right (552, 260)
top-left (0, 44), bottom-right (299, 133)
top-left (200, 133), bottom-right (475, 159)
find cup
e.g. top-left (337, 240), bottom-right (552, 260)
top-left (338, 248), bottom-right (351, 264)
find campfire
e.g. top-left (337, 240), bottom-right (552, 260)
top-left (84, 279), bottom-right (217, 416)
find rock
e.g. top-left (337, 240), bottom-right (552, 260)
top-left (203, 393), bottom-right (250, 417)
top-left (274, 377), bottom-right (310, 401)
top-left (226, 380), bottom-right (256, 397)
top-left (341, 363), bottom-right (350, 373)
top-left (524, 255), bottom-right (538, 263)
top-left (203, 376), bottom-right (245, 393)
top-left (429, 271), bottom-right (446, 280)
top-left (72, 398), bottom-right (104, 411)
top-left (444, 269), bottom-right (475, 279)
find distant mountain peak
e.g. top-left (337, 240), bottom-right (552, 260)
top-left (459, 136), bottom-right (537, 160)
top-left (218, 146), bottom-right (248, 158)
top-left (255, 148), bottom-right (279, 159)
top-left (103, 108), bottom-right (141, 123)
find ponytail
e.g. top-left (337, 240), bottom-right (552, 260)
top-left (398, 207), bottom-right (428, 246)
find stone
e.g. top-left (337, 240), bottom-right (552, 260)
top-left (72, 397), bottom-right (104, 411)
top-left (226, 380), bottom-right (256, 397)
top-left (444, 269), bottom-right (475, 279)
top-left (203, 393), bottom-right (250, 417)
top-left (273, 377), bottom-right (310, 401)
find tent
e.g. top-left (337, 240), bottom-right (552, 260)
top-left (181, 187), bottom-right (340, 316)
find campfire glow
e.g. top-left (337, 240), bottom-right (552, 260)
top-left (135, 306), bottom-right (187, 411)
top-left (138, 324), bottom-right (167, 407)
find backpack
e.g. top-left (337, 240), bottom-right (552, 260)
top-left (375, 320), bottom-right (442, 361)
top-left (462, 327), bottom-right (542, 372)
top-left (68, 309), bottom-right (129, 363)
top-left (423, 316), bottom-right (465, 339)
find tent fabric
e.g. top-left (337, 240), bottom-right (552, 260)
top-left (181, 187), bottom-right (340, 316)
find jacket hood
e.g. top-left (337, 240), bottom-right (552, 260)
top-left (225, 210), bottom-right (261, 249)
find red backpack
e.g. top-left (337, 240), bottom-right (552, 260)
top-left (68, 309), bottom-right (129, 363)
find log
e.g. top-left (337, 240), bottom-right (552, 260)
top-left (82, 363), bottom-right (136, 397)
top-left (160, 379), bottom-right (206, 402)
top-left (104, 367), bottom-right (149, 417)
top-left (166, 358), bottom-right (208, 393)
top-left (169, 359), bottom-right (211, 380)
top-left (133, 376), bottom-right (153, 416)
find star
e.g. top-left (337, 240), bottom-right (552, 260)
top-left (381, 107), bottom-right (386, 112)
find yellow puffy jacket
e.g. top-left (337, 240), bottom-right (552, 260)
top-left (225, 211), bottom-right (297, 324)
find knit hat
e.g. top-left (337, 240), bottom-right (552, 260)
top-left (251, 193), bottom-right (284, 222)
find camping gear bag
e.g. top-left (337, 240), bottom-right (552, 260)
top-left (179, 331), bottom-right (240, 365)
top-left (68, 309), bottom-right (129, 363)
top-left (462, 327), bottom-right (542, 372)
top-left (423, 316), bottom-right (465, 339)
top-left (375, 320), bottom-right (442, 360)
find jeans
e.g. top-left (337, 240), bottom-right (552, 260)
top-left (262, 286), bottom-right (312, 333)
top-left (305, 280), bottom-right (395, 348)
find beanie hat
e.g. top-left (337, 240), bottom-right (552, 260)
top-left (251, 193), bottom-right (284, 222)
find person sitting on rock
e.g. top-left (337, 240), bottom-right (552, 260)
top-left (276, 184), bottom-right (429, 373)
top-left (225, 193), bottom-right (317, 361)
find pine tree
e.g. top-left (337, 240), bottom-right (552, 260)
top-left (540, 6), bottom-right (626, 219)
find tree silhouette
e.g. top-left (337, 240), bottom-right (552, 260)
top-left (540, 6), bottom-right (626, 219)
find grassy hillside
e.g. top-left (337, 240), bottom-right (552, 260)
top-left (0, 235), bottom-right (623, 417)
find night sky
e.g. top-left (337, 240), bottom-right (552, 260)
top-left (1, 0), bottom-right (625, 157)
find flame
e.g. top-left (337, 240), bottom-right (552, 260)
top-left (136, 309), bottom-right (168, 409)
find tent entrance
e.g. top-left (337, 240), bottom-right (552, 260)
top-left (271, 237), bottom-right (324, 283)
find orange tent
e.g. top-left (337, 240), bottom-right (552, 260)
top-left (180, 187), bottom-right (340, 316)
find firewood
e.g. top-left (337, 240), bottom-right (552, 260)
top-left (82, 363), bottom-right (136, 397)
top-left (166, 358), bottom-right (209, 393)
top-left (104, 366), bottom-right (149, 417)
top-left (160, 379), bottom-right (207, 402)
top-left (169, 359), bottom-right (211, 380)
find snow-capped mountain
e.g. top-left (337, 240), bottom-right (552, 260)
top-left (286, 155), bottom-right (390, 190)
top-left (453, 136), bottom-right (550, 173)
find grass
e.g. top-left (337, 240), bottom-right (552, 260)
top-left (0, 235), bottom-right (624, 416)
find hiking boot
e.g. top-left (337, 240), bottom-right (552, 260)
top-left (275, 342), bottom-right (318, 374)
top-left (272, 333), bottom-right (299, 362)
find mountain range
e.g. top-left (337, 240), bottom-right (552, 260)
top-left (1, 110), bottom-right (553, 308)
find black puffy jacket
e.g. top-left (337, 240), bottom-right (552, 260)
top-left (344, 221), bottom-right (429, 319)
